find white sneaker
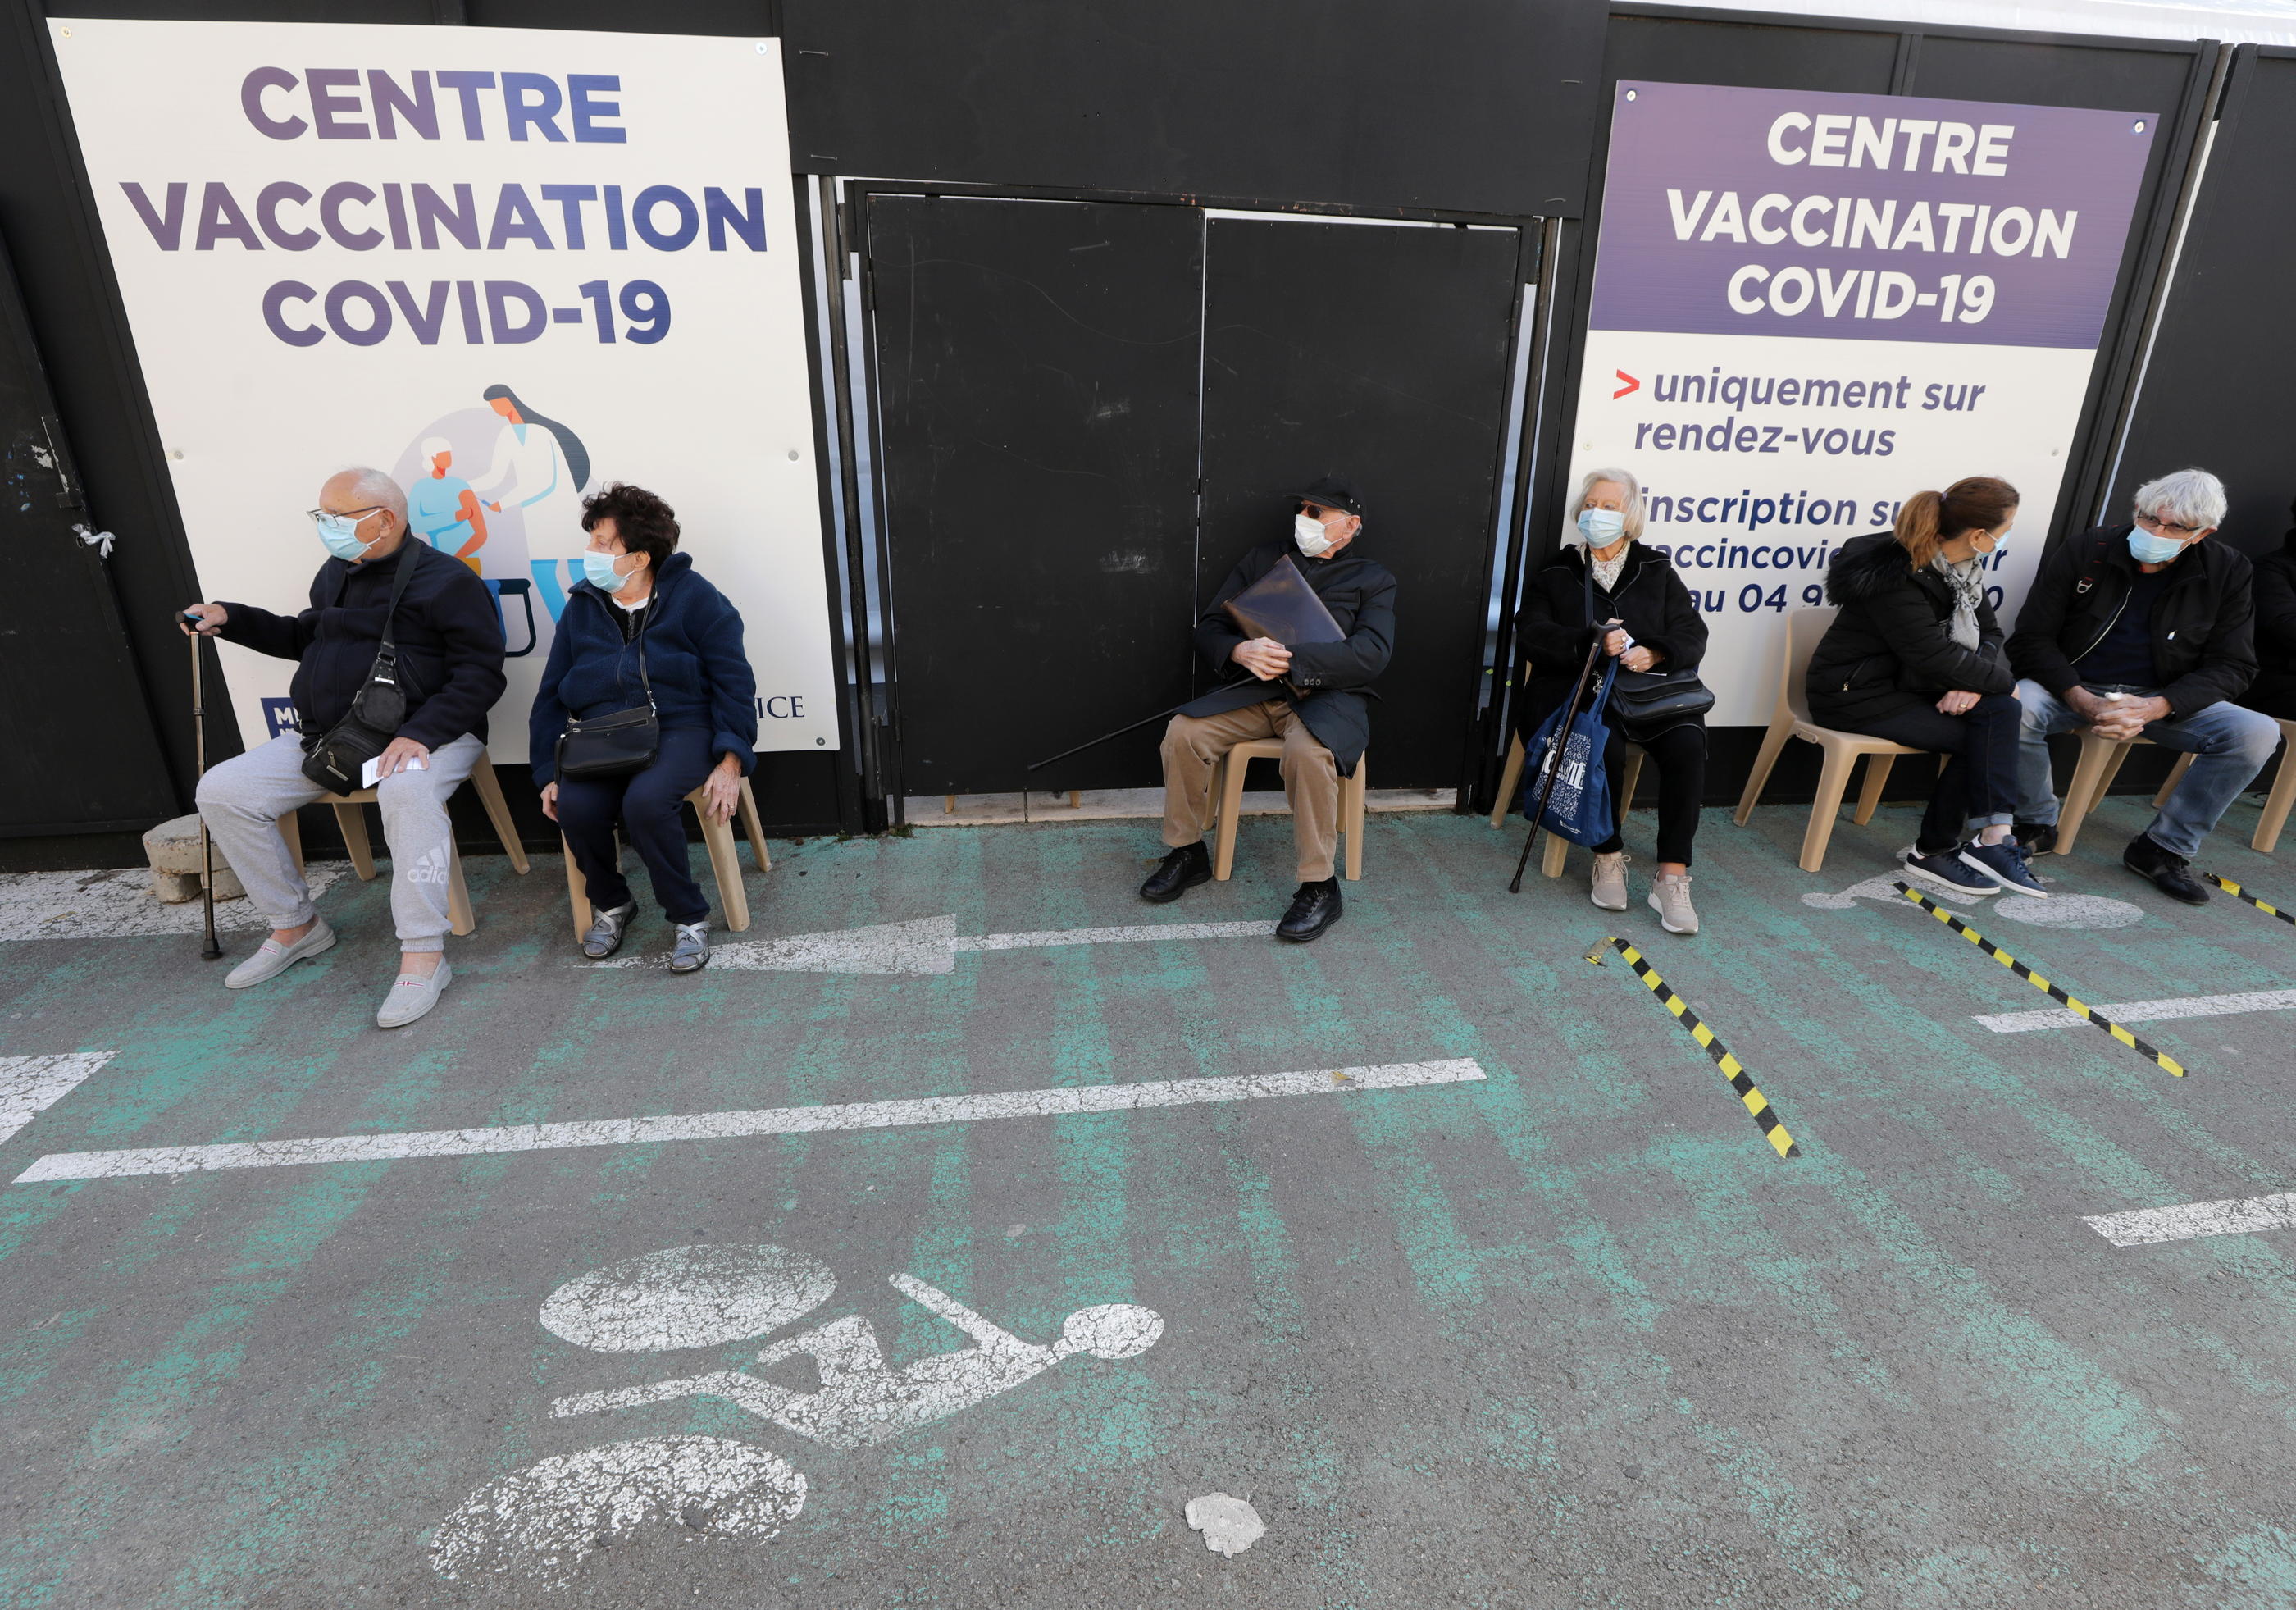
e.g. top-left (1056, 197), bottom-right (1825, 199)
top-left (1648, 873), bottom-right (1700, 935)
top-left (1589, 851), bottom-right (1629, 912)
top-left (376, 960), bottom-right (452, 1029)
top-left (224, 917), bottom-right (336, 989)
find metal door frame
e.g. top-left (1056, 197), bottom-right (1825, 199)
top-left (815, 176), bottom-right (1549, 823)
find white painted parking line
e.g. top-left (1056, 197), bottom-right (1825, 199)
top-left (0, 1053), bottom-right (116, 1145)
top-left (0, 868), bottom-right (348, 942)
top-left (597, 914), bottom-right (1278, 974)
top-left (13, 1058), bottom-right (1486, 1183)
top-left (2084, 1190), bottom-right (2296, 1247)
top-left (1978, 988), bottom-right (2296, 1034)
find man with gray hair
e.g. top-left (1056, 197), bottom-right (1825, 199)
top-left (180, 467), bottom-right (507, 1024)
top-left (2006, 467), bottom-right (2277, 903)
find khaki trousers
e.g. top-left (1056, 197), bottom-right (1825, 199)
top-left (1160, 700), bottom-right (1339, 882)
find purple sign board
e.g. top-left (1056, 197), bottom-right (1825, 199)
top-left (1588, 80), bottom-right (2156, 349)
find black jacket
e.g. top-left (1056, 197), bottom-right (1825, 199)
top-left (1182, 538), bottom-right (1396, 773)
top-left (2007, 524), bottom-right (2257, 718)
top-left (219, 539), bottom-right (508, 748)
top-left (2246, 527), bottom-right (2296, 719)
top-left (1807, 531), bottom-right (2011, 727)
top-left (1514, 542), bottom-right (1707, 737)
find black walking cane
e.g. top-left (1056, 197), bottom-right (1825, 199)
top-left (181, 613), bottom-right (223, 960)
top-left (1507, 627), bottom-right (1615, 894)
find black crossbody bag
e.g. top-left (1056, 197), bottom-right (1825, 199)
top-left (555, 596), bottom-right (661, 781)
top-left (1583, 560), bottom-right (1715, 741)
top-left (299, 550), bottom-right (423, 793)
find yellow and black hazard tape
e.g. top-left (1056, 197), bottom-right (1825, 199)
top-left (2208, 873), bottom-right (2296, 928)
top-left (1892, 883), bottom-right (2186, 1076)
top-left (1583, 936), bottom-right (1800, 1158)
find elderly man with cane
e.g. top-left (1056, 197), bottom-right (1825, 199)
top-left (180, 467), bottom-right (506, 1027)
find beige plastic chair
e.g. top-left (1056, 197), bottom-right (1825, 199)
top-left (1484, 664), bottom-right (1647, 878)
top-left (2140, 715), bottom-right (2296, 854)
top-left (2048, 733), bottom-right (2156, 855)
top-left (1208, 739), bottom-right (1365, 881)
top-left (276, 761), bottom-right (531, 938)
top-left (563, 775), bottom-right (771, 942)
top-left (1732, 606), bottom-right (1926, 873)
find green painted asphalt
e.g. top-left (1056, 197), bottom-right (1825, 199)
top-left (2, 793), bottom-right (2294, 1608)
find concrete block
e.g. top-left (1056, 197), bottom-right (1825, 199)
top-left (143, 814), bottom-right (244, 901)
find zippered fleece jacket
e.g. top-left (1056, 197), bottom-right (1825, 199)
top-left (528, 551), bottom-right (757, 788)
top-left (2007, 524), bottom-right (2257, 719)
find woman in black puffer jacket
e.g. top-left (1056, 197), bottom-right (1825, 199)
top-left (1806, 476), bottom-right (2039, 896)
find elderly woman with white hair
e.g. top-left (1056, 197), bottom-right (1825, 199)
top-left (2007, 466), bottom-right (2279, 904)
top-left (1515, 467), bottom-right (1711, 933)
top-left (181, 466), bottom-right (507, 1027)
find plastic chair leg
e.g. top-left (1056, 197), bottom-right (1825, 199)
top-left (1853, 753), bottom-right (1896, 827)
top-left (1343, 758), bottom-right (1365, 881)
top-left (563, 838), bottom-right (591, 946)
top-left (280, 809), bottom-right (304, 874)
top-left (335, 801), bottom-right (378, 881)
top-left (699, 806), bottom-right (750, 933)
top-left (1213, 753), bottom-right (1250, 882)
top-left (2152, 751), bottom-right (2196, 810)
top-left (2254, 730), bottom-right (2296, 853)
top-left (2055, 740), bottom-right (2122, 855)
top-left (1489, 735), bottom-right (1526, 829)
top-left (1620, 748), bottom-right (1647, 813)
top-left (1541, 832), bottom-right (1568, 878)
top-left (471, 763), bottom-right (531, 874)
top-left (445, 841), bottom-right (476, 937)
top-left (1733, 718), bottom-right (1795, 825)
top-left (1799, 746), bottom-right (1861, 873)
top-left (737, 778), bottom-right (771, 872)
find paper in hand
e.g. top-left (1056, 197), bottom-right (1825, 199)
top-left (362, 754), bottom-right (428, 788)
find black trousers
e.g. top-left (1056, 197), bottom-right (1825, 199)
top-left (1594, 722), bottom-right (1707, 864)
top-left (1841, 691), bottom-right (2020, 855)
top-left (555, 727), bottom-right (718, 924)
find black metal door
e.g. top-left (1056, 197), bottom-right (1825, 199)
top-left (864, 195), bottom-right (1206, 796)
top-left (0, 231), bottom-right (176, 836)
top-left (1198, 218), bottom-right (1522, 790)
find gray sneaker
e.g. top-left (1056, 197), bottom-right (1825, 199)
top-left (581, 901), bottom-right (637, 959)
top-left (1647, 873), bottom-right (1700, 935)
top-left (1590, 851), bottom-right (1629, 912)
top-left (668, 922), bottom-right (712, 974)
top-left (376, 960), bottom-right (453, 1028)
top-left (224, 917), bottom-right (337, 989)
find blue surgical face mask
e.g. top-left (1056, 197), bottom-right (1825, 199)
top-left (1577, 508), bottom-right (1627, 545)
top-left (584, 550), bottom-right (636, 592)
top-left (2128, 527), bottom-right (2188, 566)
top-left (314, 509), bottom-right (380, 563)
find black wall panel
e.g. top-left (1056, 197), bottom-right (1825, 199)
top-left (2108, 47), bottom-right (2296, 561)
top-left (782, 0), bottom-right (1606, 218)
top-left (1198, 218), bottom-right (1522, 791)
top-left (865, 195), bottom-right (1207, 796)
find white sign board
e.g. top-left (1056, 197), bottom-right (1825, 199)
top-left (1569, 80), bottom-right (2156, 723)
top-left (52, 18), bottom-right (837, 762)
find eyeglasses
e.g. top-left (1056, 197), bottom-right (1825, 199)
top-left (308, 505), bottom-right (387, 524)
top-left (2139, 514), bottom-right (2204, 538)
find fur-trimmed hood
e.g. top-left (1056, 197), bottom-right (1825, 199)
top-left (1824, 531), bottom-right (1934, 605)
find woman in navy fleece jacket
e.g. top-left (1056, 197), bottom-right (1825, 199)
top-left (530, 483), bottom-right (757, 969)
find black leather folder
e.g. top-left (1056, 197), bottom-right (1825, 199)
top-left (1223, 554), bottom-right (1346, 647)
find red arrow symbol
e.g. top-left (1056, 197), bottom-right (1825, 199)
top-left (1612, 370), bottom-right (1641, 400)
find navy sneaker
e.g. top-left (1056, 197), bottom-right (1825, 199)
top-left (1900, 843), bottom-right (2001, 895)
top-left (1961, 838), bottom-right (2048, 896)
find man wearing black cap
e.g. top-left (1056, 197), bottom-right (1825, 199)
top-left (1140, 477), bottom-right (1397, 941)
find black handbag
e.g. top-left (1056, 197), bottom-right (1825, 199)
top-left (555, 599), bottom-right (660, 782)
top-left (300, 549), bottom-right (422, 793)
top-left (1582, 559), bottom-right (1714, 741)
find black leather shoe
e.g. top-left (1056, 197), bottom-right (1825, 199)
top-left (2123, 832), bottom-right (2210, 905)
top-left (1140, 841), bottom-right (1213, 903)
top-left (2012, 819), bottom-right (2058, 855)
top-left (1276, 878), bottom-right (1343, 943)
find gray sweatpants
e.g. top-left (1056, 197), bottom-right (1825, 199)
top-left (196, 732), bottom-right (484, 953)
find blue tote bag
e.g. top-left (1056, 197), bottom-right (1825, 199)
top-left (1519, 658), bottom-right (1619, 847)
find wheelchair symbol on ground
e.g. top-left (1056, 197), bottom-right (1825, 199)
top-left (429, 1243), bottom-right (1164, 1588)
